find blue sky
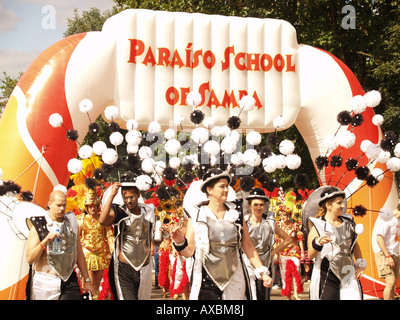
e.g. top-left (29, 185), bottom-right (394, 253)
top-left (0, 0), bottom-right (115, 78)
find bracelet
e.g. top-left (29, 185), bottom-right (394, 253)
top-left (254, 266), bottom-right (270, 279)
top-left (40, 242), bottom-right (46, 250)
top-left (173, 237), bottom-right (188, 252)
top-left (312, 237), bottom-right (323, 252)
top-left (386, 254), bottom-right (392, 259)
top-left (355, 258), bottom-right (367, 270)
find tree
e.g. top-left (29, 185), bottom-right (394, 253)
top-left (63, 7), bottom-right (120, 36)
top-left (0, 72), bottom-right (22, 116)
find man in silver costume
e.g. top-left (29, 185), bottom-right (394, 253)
top-left (100, 181), bottom-right (157, 300)
top-left (26, 190), bottom-right (95, 300)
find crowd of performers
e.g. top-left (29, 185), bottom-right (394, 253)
top-left (24, 162), bottom-right (367, 300)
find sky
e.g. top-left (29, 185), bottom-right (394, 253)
top-left (0, 0), bottom-right (116, 78)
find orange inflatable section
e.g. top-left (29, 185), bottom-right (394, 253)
top-left (0, 95), bottom-right (53, 207)
top-left (0, 275), bottom-right (29, 300)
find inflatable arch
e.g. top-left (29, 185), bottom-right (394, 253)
top-left (0, 9), bottom-right (398, 299)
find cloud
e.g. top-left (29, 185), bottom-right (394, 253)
top-left (0, 4), bottom-right (22, 34)
top-left (0, 49), bottom-right (39, 77)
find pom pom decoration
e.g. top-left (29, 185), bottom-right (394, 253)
top-left (104, 105), bottom-right (119, 121)
top-left (395, 143), bottom-right (400, 158)
top-left (88, 122), bottom-right (100, 135)
top-left (366, 174), bottom-right (379, 187)
top-left (220, 136), bottom-right (237, 154)
top-left (78, 145), bottom-right (93, 159)
top-left (263, 155), bottom-right (278, 173)
top-left (108, 121), bottom-right (120, 132)
top-left (239, 95), bottom-right (256, 112)
top-left (141, 158), bottom-right (156, 173)
top-left (266, 132), bottom-right (279, 145)
top-left (66, 129), bottom-right (79, 141)
top-left (78, 99), bottom-right (93, 113)
top-left (243, 149), bottom-right (261, 167)
top-left (355, 223), bottom-right (364, 235)
top-left (273, 115), bottom-right (287, 129)
top-left (351, 113), bottom-right (364, 127)
top-left (294, 173), bottom-right (309, 189)
top-left (135, 174), bottom-right (153, 191)
top-left (315, 155), bottom-right (329, 170)
top-left (190, 127), bottom-right (209, 145)
top-left (365, 143), bottom-right (381, 160)
top-left (360, 140), bottom-right (372, 153)
top-left (364, 90), bottom-right (381, 108)
top-left (355, 166), bottom-right (370, 180)
top-left (138, 146), bottom-right (153, 160)
top-left (345, 158), bottom-right (359, 171)
top-left (227, 116), bottom-right (241, 130)
top-left (203, 140), bottom-right (220, 156)
top-left (372, 114), bottom-right (384, 126)
top-left (186, 91), bottom-right (202, 107)
top-left (379, 208), bottom-right (394, 222)
top-left (386, 157), bottom-right (400, 172)
top-left (68, 158), bottom-right (83, 174)
top-left (279, 139), bottom-right (295, 155)
top-left (337, 111), bottom-right (352, 126)
top-left (336, 130), bottom-right (356, 149)
top-left (164, 128), bottom-right (176, 140)
top-left (49, 113), bottom-right (63, 128)
top-left (126, 119), bottom-right (138, 131)
top-left (109, 132), bottom-right (124, 147)
top-left (329, 155), bottom-right (343, 168)
top-left (349, 95), bottom-right (367, 114)
top-left (125, 130), bottom-right (142, 146)
top-left (285, 154), bottom-right (302, 170)
top-left (102, 148), bottom-right (118, 165)
top-left (246, 131), bottom-right (262, 146)
top-left (93, 141), bottom-right (107, 156)
top-left (376, 150), bottom-right (390, 164)
top-left (323, 134), bottom-right (338, 151)
top-left (190, 109), bottom-right (205, 125)
top-left (165, 139), bottom-right (181, 156)
top-left (371, 168), bottom-right (384, 181)
top-left (169, 157), bottom-right (181, 169)
top-left (352, 205), bottom-right (367, 217)
top-left (148, 121), bottom-right (162, 134)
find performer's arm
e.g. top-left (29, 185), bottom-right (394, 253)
top-left (99, 182), bottom-right (120, 226)
top-left (26, 220), bottom-right (57, 265)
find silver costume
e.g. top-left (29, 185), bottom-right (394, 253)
top-left (308, 216), bottom-right (362, 300)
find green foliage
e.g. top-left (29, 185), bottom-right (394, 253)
top-left (0, 72), bottom-right (22, 114)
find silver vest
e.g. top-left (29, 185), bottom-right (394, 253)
top-left (47, 213), bottom-right (77, 282)
top-left (120, 215), bottom-right (151, 270)
top-left (203, 217), bottom-right (239, 291)
top-left (327, 222), bottom-right (355, 281)
top-left (248, 219), bottom-right (275, 268)
top-left (309, 217), bottom-right (356, 281)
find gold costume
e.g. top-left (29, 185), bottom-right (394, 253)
top-left (78, 213), bottom-right (113, 271)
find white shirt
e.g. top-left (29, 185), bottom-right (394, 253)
top-left (373, 216), bottom-right (400, 256)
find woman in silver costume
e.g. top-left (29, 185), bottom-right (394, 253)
top-left (307, 187), bottom-right (366, 300)
top-left (244, 188), bottom-right (291, 300)
top-left (171, 168), bottom-right (273, 300)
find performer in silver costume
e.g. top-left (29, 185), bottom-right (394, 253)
top-left (26, 190), bottom-right (95, 300)
top-left (100, 181), bottom-right (158, 300)
top-left (171, 168), bottom-right (273, 300)
top-left (307, 187), bottom-right (366, 300)
top-left (244, 188), bottom-right (291, 300)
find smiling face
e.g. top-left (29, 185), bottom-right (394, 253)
top-left (206, 178), bottom-right (229, 202)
